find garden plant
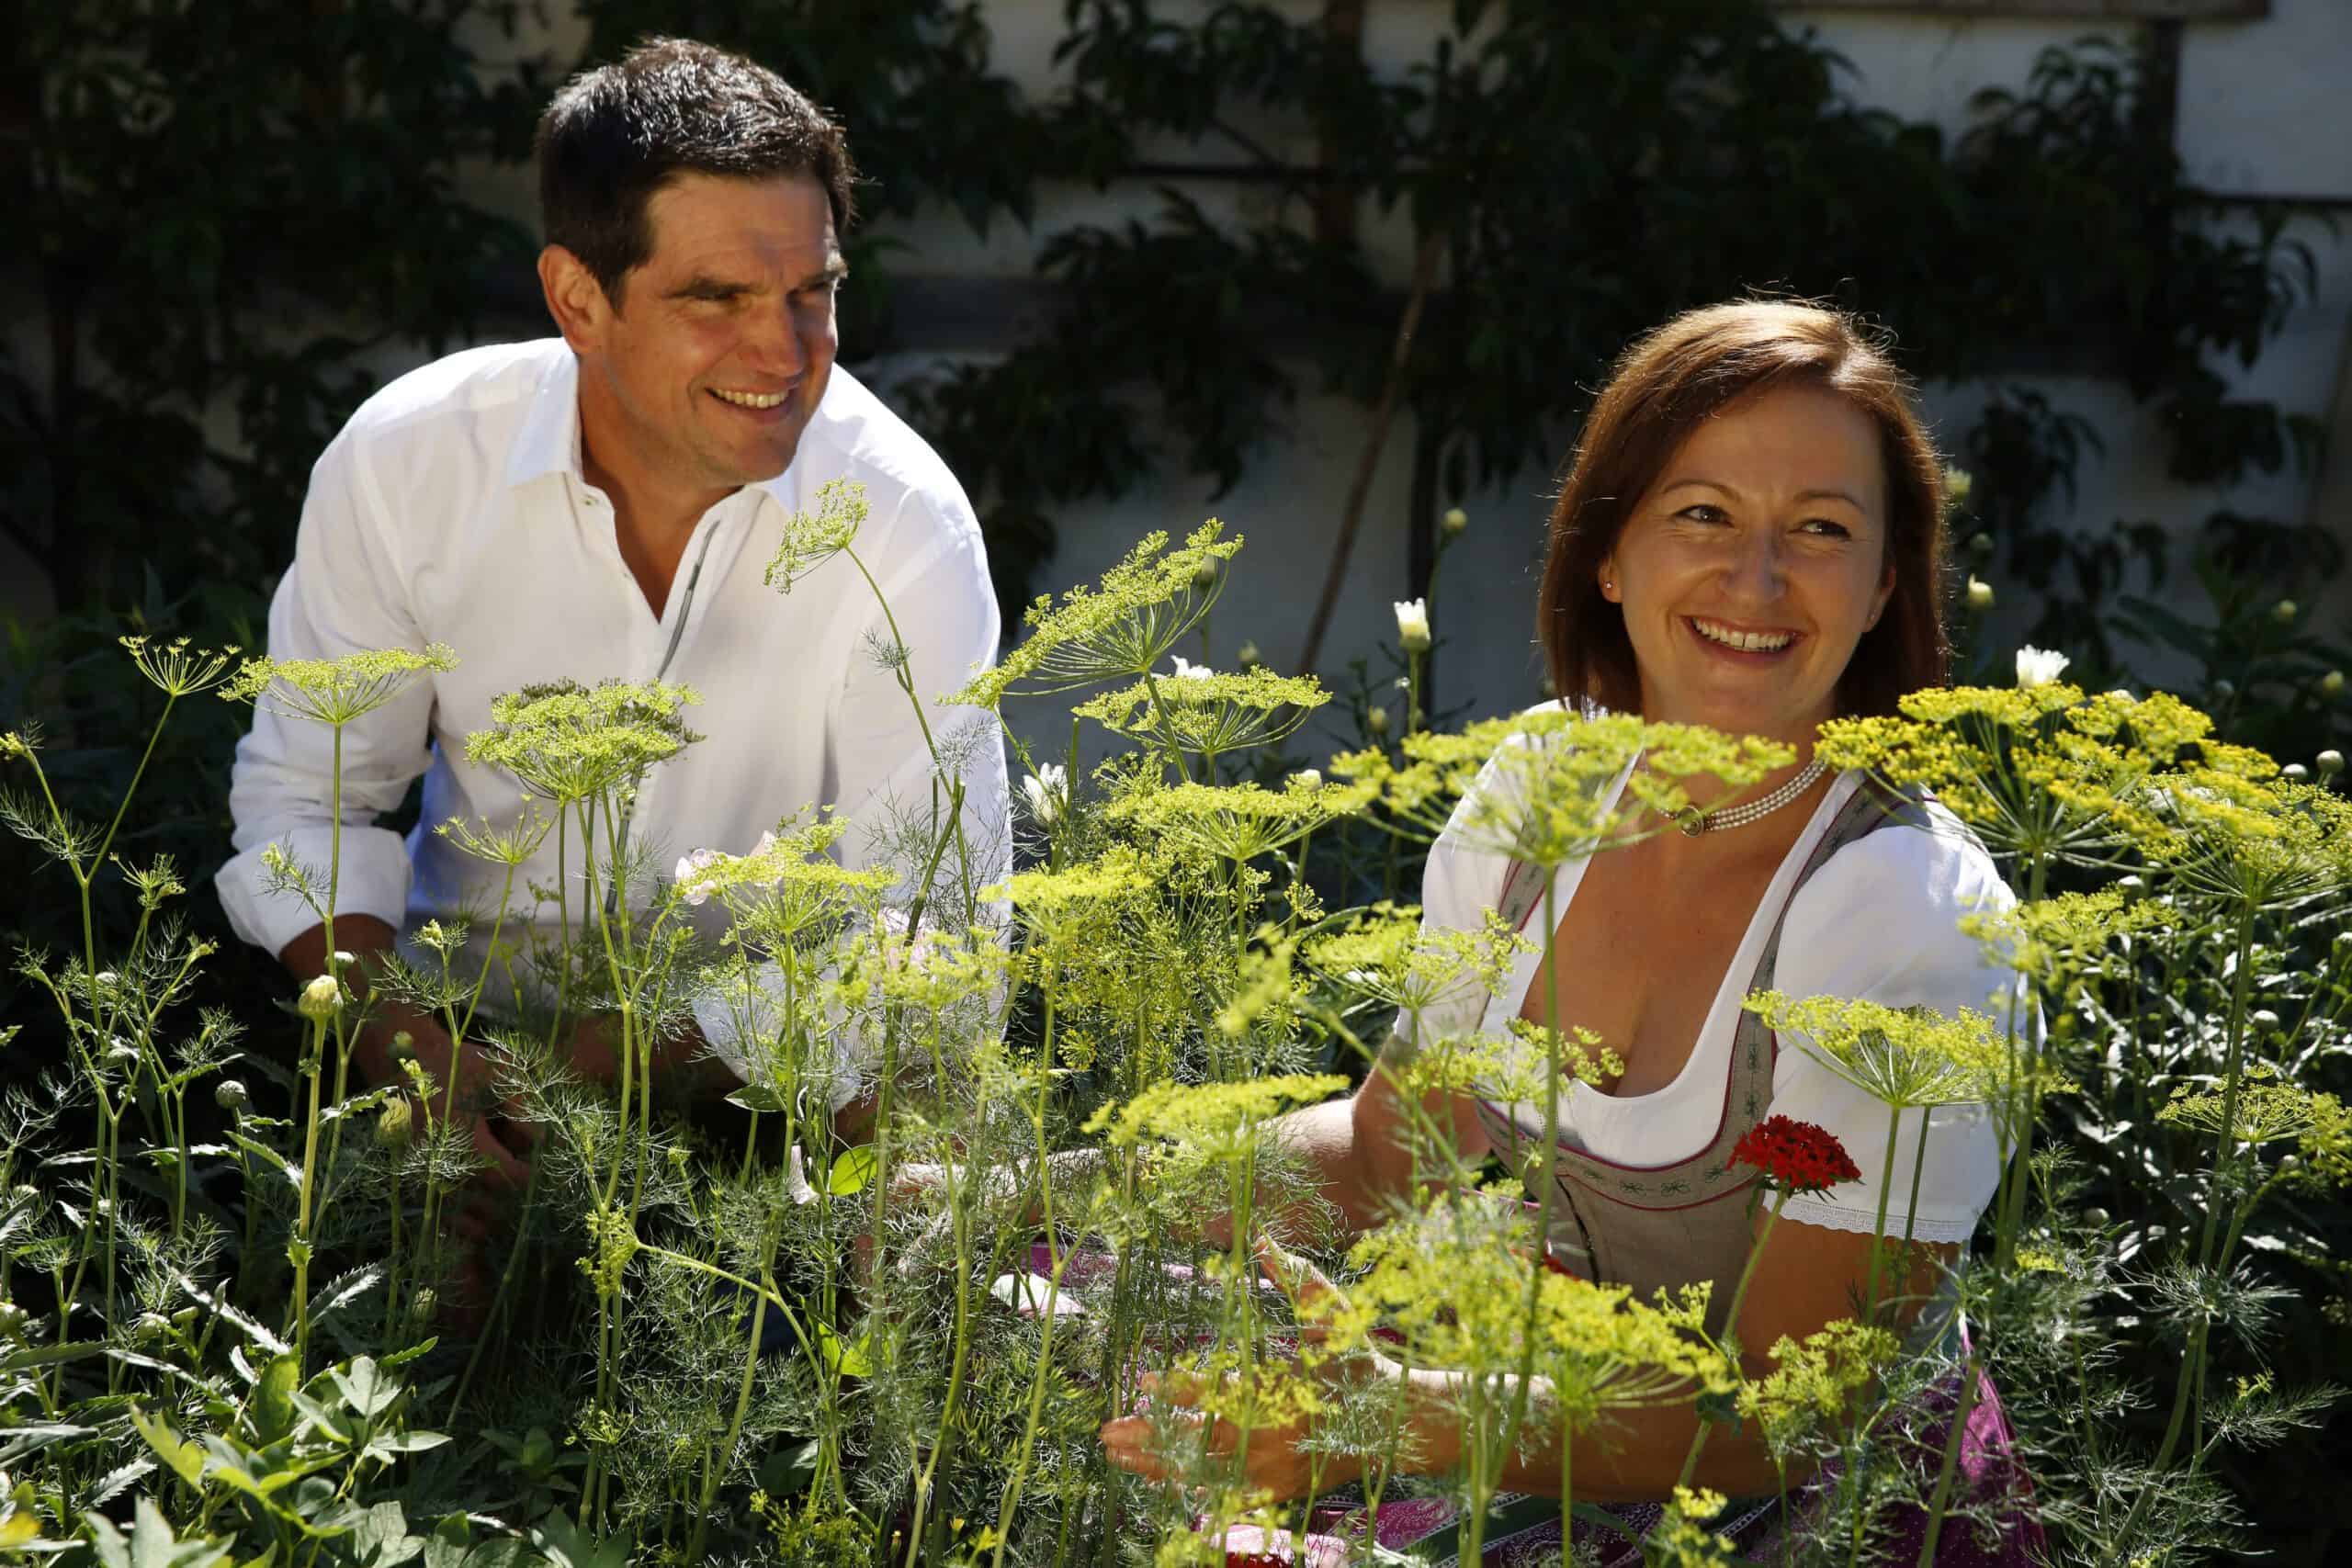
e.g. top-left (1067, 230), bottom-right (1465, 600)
top-left (3, 483), bottom-right (2348, 1567)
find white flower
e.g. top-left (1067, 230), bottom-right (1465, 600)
top-left (1021, 764), bottom-right (1069, 826)
top-left (1170, 656), bottom-right (1213, 680)
top-left (2015, 646), bottom-right (2071, 688)
top-left (673, 847), bottom-right (724, 907)
top-left (786, 1143), bottom-right (819, 1205)
top-left (1394, 598), bottom-right (1431, 654)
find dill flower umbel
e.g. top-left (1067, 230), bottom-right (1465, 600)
top-left (221, 644), bottom-right (458, 727)
top-left (464, 678), bottom-right (703, 806)
top-left (949, 521), bottom-right (1244, 706)
top-left (1072, 666), bottom-right (1329, 759)
top-left (763, 478), bottom-right (866, 592)
top-left (1725, 1116), bottom-right (1860, 1195)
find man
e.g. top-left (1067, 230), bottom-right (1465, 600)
top-left (217, 39), bottom-right (1010, 1183)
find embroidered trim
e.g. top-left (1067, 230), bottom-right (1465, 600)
top-left (1777, 1197), bottom-right (1981, 1246)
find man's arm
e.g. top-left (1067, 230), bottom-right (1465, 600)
top-left (216, 429), bottom-right (435, 964)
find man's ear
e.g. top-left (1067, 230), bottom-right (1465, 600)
top-left (538, 245), bottom-right (615, 353)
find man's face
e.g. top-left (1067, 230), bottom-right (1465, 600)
top-left (575, 172), bottom-right (844, 494)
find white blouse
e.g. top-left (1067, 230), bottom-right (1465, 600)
top-left (1408, 753), bottom-right (2016, 1245)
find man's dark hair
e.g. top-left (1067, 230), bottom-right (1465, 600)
top-left (537, 37), bottom-right (856, 306)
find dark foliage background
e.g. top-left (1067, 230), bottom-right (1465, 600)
top-left (4, 1), bottom-right (2347, 1557)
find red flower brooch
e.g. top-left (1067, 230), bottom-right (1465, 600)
top-left (1727, 1115), bottom-right (1860, 1194)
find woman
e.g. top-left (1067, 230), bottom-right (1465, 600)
top-left (1100, 300), bottom-right (2041, 1563)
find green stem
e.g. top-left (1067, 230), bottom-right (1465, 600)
top-left (1866, 1103), bottom-right (1903, 1323)
top-left (1677, 1189), bottom-right (1789, 1489)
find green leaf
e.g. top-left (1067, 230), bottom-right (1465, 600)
top-left (286, 1391), bottom-right (350, 1446)
top-left (348, 1501), bottom-right (424, 1568)
top-left (252, 1354), bottom-right (300, 1448)
top-left (331, 1357), bottom-right (401, 1419)
top-left (724, 1082), bottom-right (787, 1115)
top-left (172, 1270), bottom-right (289, 1356)
top-left (825, 1145), bottom-right (878, 1197)
top-left (0, 1343), bottom-right (103, 1372)
top-left (361, 1430), bottom-right (451, 1463)
top-left (815, 1322), bottom-right (872, 1379)
top-left (129, 1406), bottom-right (206, 1490)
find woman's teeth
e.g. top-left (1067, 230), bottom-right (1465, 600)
top-left (711, 388), bottom-right (788, 409)
top-left (1691, 618), bottom-right (1794, 653)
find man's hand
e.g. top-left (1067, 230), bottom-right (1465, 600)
top-left (280, 916), bottom-right (530, 1188)
top-left (357, 1010), bottom-right (532, 1189)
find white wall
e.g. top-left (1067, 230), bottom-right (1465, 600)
top-left (845, 0), bottom-right (2352, 769)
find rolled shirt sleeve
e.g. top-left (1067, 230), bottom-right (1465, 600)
top-left (1768, 818), bottom-right (2022, 1245)
top-left (215, 430), bottom-right (438, 959)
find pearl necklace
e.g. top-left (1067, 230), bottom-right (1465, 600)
top-left (1666, 757), bottom-right (1829, 838)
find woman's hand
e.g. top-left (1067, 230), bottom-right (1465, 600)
top-left (1099, 1238), bottom-right (1398, 1503)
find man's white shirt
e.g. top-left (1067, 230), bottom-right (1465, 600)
top-left (218, 338), bottom-right (1011, 1079)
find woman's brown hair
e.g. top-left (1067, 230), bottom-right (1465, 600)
top-left (1536, 300), bottom-right (1950, 719)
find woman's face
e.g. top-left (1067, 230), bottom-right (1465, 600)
top-left (1599, 382), bottom-right (1895, 747)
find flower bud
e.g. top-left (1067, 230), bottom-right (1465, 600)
top-left (390, 1031), bottom-right (418, 1065)
top-left (107, 1043), bottom-right (141, 1071)
top-left (93, 970), bottom-right (120, 994)
top-left (376, 1099), bottom-right (413, 1151)
top-left (2250, 1010), bottom-right (2281, 1033)
top-left (2322, 670), bottom-right (2345, 699)
top-left (1192, 559), bottom-right (1218, 591)
top-left (1235, 640), bottom-right (1261, 670)
top-left (1291, 769), bottom-right (1322, 792)
top-left (2283, 763), bottom-right (2309, 783)
top-left (2318, 750), bottom-right (2344, 778)
top-left (1393, 598), bottom-right (1430, 655)
top-left (298, 975), bottom-right (343, 1023)
top-left (2114, 874), bottom-right (2146, 901)
top-left (2212, 679), bottom-right (2236, 702)
top-left (1441, 506), bottom-right (1469, 536)
top-left (1943, 466), bottom-right (1973, 508)
top-left (2278, 1154), bottom-right (2300, 1174)
top-left (0, 1302), bottom-right (28, 1337)
top-left (134, 1312), bottom-right (171, 1346)
top-left (1965, 577), bottom-right (1993, 613)
top-left (2272, 599), bottom-right (2297, 625)
top-left (213, 1078), bottom-right (250, 1111)
top-left (1968, 532), bottom-right (1996, 561)
top-left (2083, 1208), bottom-right (2109, 1228)
top-left (1365, 706), bottom-right (1390, 737)
top-left (407, 1287), bottom-right (437, 1327)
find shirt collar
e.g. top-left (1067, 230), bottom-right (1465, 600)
top-left (502, 344), bottom-right (828, 516)
top-left (504, 346), bottom-right (584, 490)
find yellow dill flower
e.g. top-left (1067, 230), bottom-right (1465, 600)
top-left (221, 643), bottom-right (458, 727)
top-left (1083, 1074), bottom-right (1347, 1151)
top-left (1743, 992), bottom-right (2007, 1110)
top-left (949, 522), bottom-right (1245, 706)
top-left (2156, 1064), bottom-right (2343, 1151)
top-left (435, 806), bottom-right (556, 869)
top-left (1959, 889), bottom-right (2161, 999)
top-left (1733, 1318), bottom-right (1898, 1455)
top-left (986, 843), bottom-right (1156, 919)
top-left (1819, 685), bottom-right (2245, 863)
top-left (1071, 665), bottom-right (1329, 758)
top-left (1339, 709), bottom-right (1790, 861)
top-left (1105, 776), bottom-right (1376, 863)
top-left (464, 678), bottom-right (703, 804)
top-left (1303, 905), bottom-right (1531, 1020)
top-left (2143, 774), bottom-right (2352, 912)
top-left (763, 478), bottom-right (866, 593)
top-left (1216, 934), bottom-right (1303, 1039)
top-left (120, 635), bottom-right (241, 698)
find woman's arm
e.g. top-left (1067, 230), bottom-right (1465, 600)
top-left (1394, 1213), bottom-right (1953, 1500)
